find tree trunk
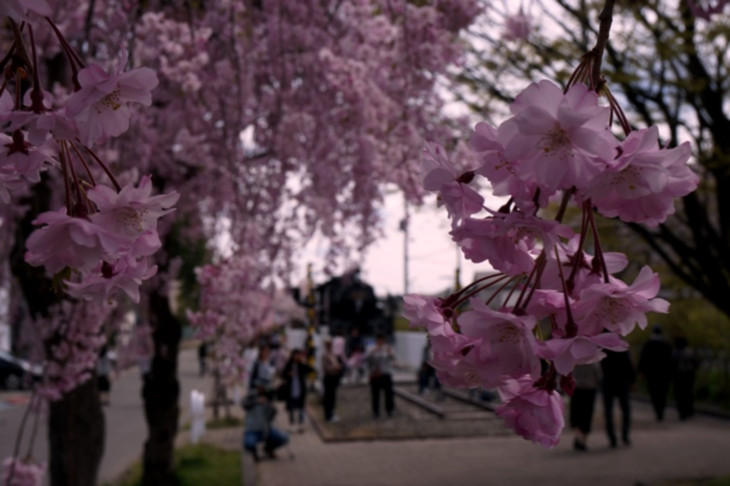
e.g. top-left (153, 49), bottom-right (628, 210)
top-left (9, 179), bottom-right (106, 486)
top-left (142, 290), bottom-right (181, 486)
top-left (48, 380), bottom-right (104, 486)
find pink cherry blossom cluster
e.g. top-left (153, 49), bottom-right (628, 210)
top-left (0, 5), bottom-right (178, 307)
top-left (502, 9), bottom-right (532, 42)
top-left (122, 0), bottom-right (482, 271)
top-left (187, 256), bottom-right (277, 385)
top-left (405, 78), bottom-right (698, 447)
top-left (1, 457), bottom-right (45, 486)
top-left (25, 175), bottom-right (178, 304)
top-left (33, 300), bottom-right (110, 401)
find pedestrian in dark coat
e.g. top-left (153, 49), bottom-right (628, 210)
top-left (638, 325), bottom-right (673, 421)
top-left (672, 336), bottom-right (698, 420)
top-left (281, 348), bottom-right (313, 431)
top-left (570, 362), bottom-right (601, 451)
top-left (321, 338), bottom-right (344, 422)
top-left (601, 350), bottom-right (635, 448)
top-left (367, 334), bottom-right (395, 419)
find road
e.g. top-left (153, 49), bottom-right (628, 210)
top-left (0, 346), bottom-right (209, 485)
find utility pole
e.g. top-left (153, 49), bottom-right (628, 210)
top-left (399, 198), bottom-right (410, 295)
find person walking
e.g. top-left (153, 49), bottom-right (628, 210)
top-left (249, 344), bottom-right (276, 390)
top-left (601, 349), bottom-right (635, 448)
top-left (345, 327), bottom-right (365, 383)
top-left (197, 341), bottom-right (209, 377)
top-left (570, 362), bottom-right (601, 451)
top-left (96, 346), bottom-right (113, 405)
top-left (281, 348), bottom-right (313, 432)
top-left (672, 336), bottom-right (698, 420)
top-left (638, 325), bottom-right (673, 421)
top-left (321, 338), bottom-right (344, 422)
top-left (418, 339), bottom-right (440, 396)
top-left (367, 334), bottom-right (395, 418)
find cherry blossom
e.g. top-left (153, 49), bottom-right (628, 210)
top-left (3, 2), bottom-right (479, 483)
top-left (502, 9), bottom-right (532, 42)
top-left (402, 294), bottom-right (454, 336)
top-left (64, 256), bottom-right (157, 304)
top-left (1, 90), bottom-right (78, 146)
top-left (34, 300), bottom-right (109, 401)
top-left (496, 375), bottom-right (565, 448)
top-left (88, 175), bottom-right (179, 258)
top-left (457, 299), bottom-right (541, 388)
top-left (1, 457), bottom-right (46, 486)
top-left (65, 57), bottom-right (158, 146)
top-left (0, 132), bottom-right (55, 184)
top-left (572, 266), bottom-right (670, 336)
top-left (25, 210), bottom-right (107, 274)
top-left (187, 256), bottom-right (281, 384)
top-left (428, 332), bottom-right (484, 389)
top-left (422, 142), bottom-right (483, 225)
top-left (583, 126), bottom-right (698, 227)
top-left (407, 69), bottom-right (696, 447)
top-left (536, 333), bottom-right (628, 375)
top-left (470, 120), bottom-right (542, 210)
top-left (451, 212), bottom-right (573, 276)
top-left (506, 80), bottom-right (617, 196)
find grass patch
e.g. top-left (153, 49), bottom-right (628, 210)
top-left (206, 416), bottom-right (243, 429)
top-left (180, 416), bottom-right (243, 432)
top-left (705, 478), bottom-right (730, 486)
top-left (108, 443), bottom-right (241, 486)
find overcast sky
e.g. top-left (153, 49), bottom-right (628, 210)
top-left (299, 191), bottom-right (489, 298)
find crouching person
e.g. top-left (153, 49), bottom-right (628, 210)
top-left (242, 386), bottom-right (289, 461)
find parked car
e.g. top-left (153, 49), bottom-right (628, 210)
top-left (0, 350), bottom-right (42, 390)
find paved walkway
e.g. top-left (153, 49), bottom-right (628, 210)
top-left (200, 381), bottom-right (730, 486)
top-left (6, 356), bottom-right (729, 486)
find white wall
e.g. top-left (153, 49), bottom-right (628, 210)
top-left (394, 331), bottom-right (427, 370)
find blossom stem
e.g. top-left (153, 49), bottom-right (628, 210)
top-left (554, 187), bottom-right (575, 223)
top-left (565, 206), bottom-right (589, 293)
top-left (8, 20), bottom-right (33, 80)
top-left (604, 87), bottom-right (632, 135)
top-left (27, 25), bottom-right (46, 113)
top-left (590, 0), bottom-right (616, 89)
top-left (447, 272), bottom-right (508, 304)
top-left (58, 142), bottom-right (74, 213)
top-left (45, 17), bottom-right (85, 89)
top-left (554, 245), bottom-right (577, 337)
top-left (565, 55), bottom-right (591, 92)
top-left (514, 251), bottom-right (547, 314)
top-left (450, 273), bottom-right (513, 310)
top-left (69, 141), bottom-right (97, 187)
top-left (485, 275), bottom-right (522, 308)
top-left (586, 204), bottom-right (610, 282)
top-left (83, 145), bottom-right (122, 192)
top-left (61, 142), bottom-right (92, 216)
